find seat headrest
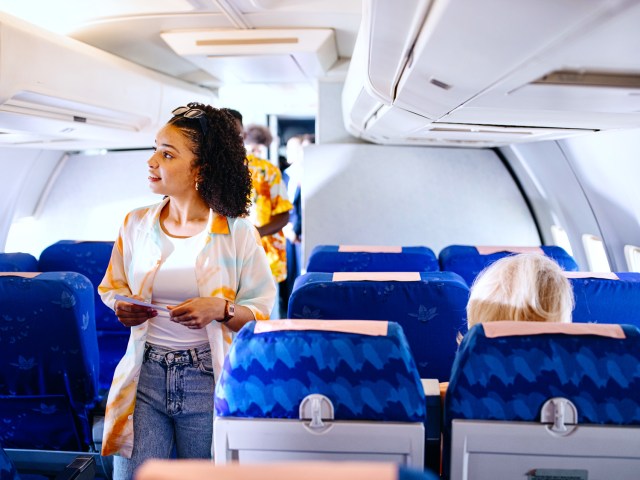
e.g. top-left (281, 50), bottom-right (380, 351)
top-left (446, 322), bottom-right (640, 426)
top-left (215, 320), bottom-right (426, 423)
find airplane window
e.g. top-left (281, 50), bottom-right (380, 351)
top-left (624, 245), bottom-right (640, 272)
top-left (582, 234), bottom-right (611, 272)
top-left (550, 225), bottom-right (574, 257)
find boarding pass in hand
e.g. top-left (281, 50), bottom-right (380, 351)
top-left (114, 294), bottom-right (170, 312)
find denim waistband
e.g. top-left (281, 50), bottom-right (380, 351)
top-left (144, 342), bottom-right (210, 366)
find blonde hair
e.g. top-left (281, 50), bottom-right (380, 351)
top-left (466, 253), bottom-right (574, 329)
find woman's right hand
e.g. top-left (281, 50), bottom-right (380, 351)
top-left (114, 295), bottom-right (157, 327)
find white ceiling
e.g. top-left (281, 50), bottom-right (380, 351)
top-left (0, 0), bottom-right (362, 88)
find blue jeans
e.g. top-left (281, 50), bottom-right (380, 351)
top-left (113, 343), bottom-right (214, 480)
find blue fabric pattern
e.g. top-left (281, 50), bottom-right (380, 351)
top-left (307, 245), bottom-right (439, 273)
top-left (0, 253), bottom-right (37, 273)
top-left (288, 272), bottom-right (469, 380)
top-left (446, 323), bottom-right (640, 425)
top-left (442, 323), bottom-right (640, 477)
top-left (570, 273), bottom-right (640, 327)
top-left (0, 272), bottom-right (100, 451)
top-left (0, 445), bottom-right (20, 480)
top-left (215, 321), bottom-right (426, 423)
top-left (39, 240), bottom-right (125, 391)
top-left (438, 245), bottom-right (579, 286)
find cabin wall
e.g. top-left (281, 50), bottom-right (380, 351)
top-left (0, 148), bottom-right (62, 252)
top-left (503, 128), bottom-right (640, 272)
top-left (558, 129), bottom-right (640, 271)
top-left (501, 141), bottom-right (599, 271)
top-left (317, 80), bottom-right (363, 144)
top-left (302, 143), bottom-right (541, 266)
top-left (5, 149), bottom-right (157, 257)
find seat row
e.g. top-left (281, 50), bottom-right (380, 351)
top-left (288, 269), bottom-right (640, 382)
top-left (2, 282), bottom-right (639, 478)
top-left (2, 242), bottom-right (639, 389)
top-left (306, 244), bottom-right (579, 285)
top-left (2, 243), bottom-right (640, 477)
top-left (212, 319), bottom-right (640, 478)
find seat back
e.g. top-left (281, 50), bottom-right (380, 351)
top-left (568, 272), bottom-right (640, 327)
top-left (307, 245), bottom-right (439, 273)
top-left (214, 320), bottom-right (426, 467)
top-left (0, 253), bottom-right (37, 272)
top-left (444, 321), bottom-right (640, 479)
top-left (0, 272), bottom-right (99, 451)
top-left (438, 245), bottom-right (579, 286)
top-left (288, 272), bottom-right (469, 380)
top-left (38, 240), bottom-right (123, 391)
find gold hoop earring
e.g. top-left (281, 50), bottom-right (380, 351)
top-left (195, 182), bottom-right (199, 191)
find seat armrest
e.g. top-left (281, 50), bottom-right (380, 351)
top-left (421, 378), bottom-right (441, 473)
top-left (53, 455), bottom-right (96, 480)
top-left (6, 450), bottom-right (98, 479)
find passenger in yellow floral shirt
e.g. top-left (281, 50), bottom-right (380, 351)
top-left (226, 110), bottom-right (293, 316)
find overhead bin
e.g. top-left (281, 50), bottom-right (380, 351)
top-left (343, 0), bottom-right (640, 146)
top-left (442, 2), bottom-right (640, 130)
top-left (0, 13), bottom-right (213, 149)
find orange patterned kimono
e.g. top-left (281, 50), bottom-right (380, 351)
top-left (247, 154), bottom-right (293, 283)
top-left (98, 197), bottom-right (275, 458)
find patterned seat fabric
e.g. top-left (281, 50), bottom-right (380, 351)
top-left (570, 273), bottom-right (640, 327)
top-left (215, 321), bottom-right (426, 423)
top-left (0, 253), bottom-right (37, 272)
top-left (438, 245), bottom-right (579, 286)
top-left (39, 240), bottom-right (124, 391)
top-left (307, 245), bottom-right (439, 273)
top-left (0, 272), bottom-right (100, 451)
top-left (288, 272), bottom-right (469, 380)
top-left (443, 322), bottom-right (640, 474)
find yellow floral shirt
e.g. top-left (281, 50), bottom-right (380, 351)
top-left (97, 197), bottom-right (275, 458)
top-left (247, 154), bottom-right (293, 283)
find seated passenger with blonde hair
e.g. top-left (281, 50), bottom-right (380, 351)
top-left (466, 253), bottom-right (574, 329)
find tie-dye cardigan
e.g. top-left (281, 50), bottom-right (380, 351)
top-left (98, 198), bottom-right (275, 457)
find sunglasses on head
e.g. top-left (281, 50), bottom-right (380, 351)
top-left (171, 104), bottom-right (208, 136)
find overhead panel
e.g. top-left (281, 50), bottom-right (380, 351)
top-left (343, 0), bottom-right (638, 146)
top-left (161, 28), bottom-right (338, 85)
top-left (0, 13), bottom-right (212, 149)
top-left (392, 0), bottom-right (616, 120)
top-left (364, 0), bottom-right (432, 104)
top-left (443, 1), bottom-right (640, 129)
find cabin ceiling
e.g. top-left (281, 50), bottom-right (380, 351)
top-left (63, 0), bottom-right (360, 89)
top-left (1, 0), bottom-right (639, 148)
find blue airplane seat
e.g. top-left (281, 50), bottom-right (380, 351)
top-left (438, 245), bottom-right (579, 286)
top-left (0, 272), bottom-right (100, 452)
top-left (288, 271), bottom-right (469, 381)
top-left (214, 320), bottom-right (427, 468)
top-left (443, 321), bottom-right (640, 479)
top-left (568, 272), bottom-right (640, 327)
top-left (38, 240), bottom-right (124, 392)
top-left (307, 245), bottom-right (439, 273)
top-left (0, 252), bottom-right (38, 272)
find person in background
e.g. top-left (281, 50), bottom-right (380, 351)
top-left (466, 253), bottom-right (574, 330)
top-left (99, 103), bottom-right (275, 479)
top-left (225, 109), bottom-right (293, 318)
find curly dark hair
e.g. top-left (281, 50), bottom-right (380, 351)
top-left (168, 103), bottom-right (251, 217)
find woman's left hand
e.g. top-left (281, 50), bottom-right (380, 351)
top-left (168, 297), bottom-right (226, 329)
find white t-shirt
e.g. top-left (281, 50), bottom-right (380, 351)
top-left (147, 227), bottom-right (209, 348)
